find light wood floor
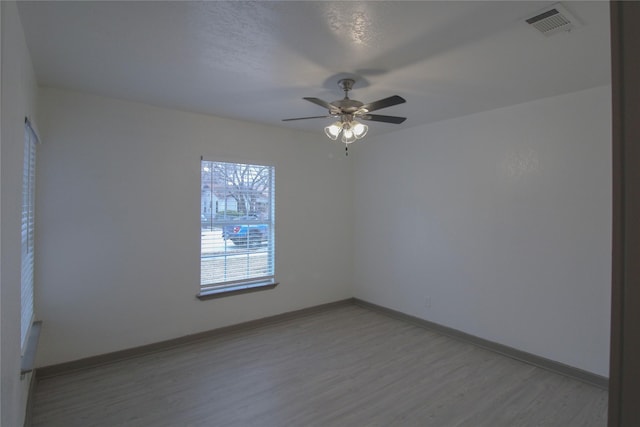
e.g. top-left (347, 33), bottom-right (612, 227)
top-left (32, 304), bottom-right (608, 426)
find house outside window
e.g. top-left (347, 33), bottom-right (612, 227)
top-left (199, 160), bottom-right (276, 298)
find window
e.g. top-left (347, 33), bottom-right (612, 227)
top-left (21, 119), bottom-right (38, 350)
top-left (199, 160), bottom-right (276, 298)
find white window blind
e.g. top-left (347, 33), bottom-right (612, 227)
top-left (21, 119), bottom-right (38, 350)
top-left (200, 160), bottom-right (275, 294)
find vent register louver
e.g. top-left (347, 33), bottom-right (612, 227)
top-left (525, 3), bottom-right (581, 36)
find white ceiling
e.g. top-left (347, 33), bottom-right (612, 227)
top-left (17, 1), bottom-right (610, 136)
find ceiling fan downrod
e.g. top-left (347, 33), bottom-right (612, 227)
top-left (337, 78), bottom-right (355, 99)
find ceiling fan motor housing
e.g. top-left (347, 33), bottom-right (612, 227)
top-left (332, 99), bottom-right (364, 114)
top-left (333, 79), bottom-right (364, 113)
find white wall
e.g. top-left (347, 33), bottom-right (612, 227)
top-left (35, 88), bottom-right (353, 367)
top-left (35, 84), bottom-right (612, 378)
top-left (0, 2), bottom-right (39, 425)
top-left (353, 86), bottom-right (612, 376)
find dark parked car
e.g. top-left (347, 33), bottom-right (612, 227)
top-left (221, 215), bottom-right (268, 246)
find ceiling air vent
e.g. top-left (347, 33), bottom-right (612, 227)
top-left (525, 4), bottom-right (581, 37)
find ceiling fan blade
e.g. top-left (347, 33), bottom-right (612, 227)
top-left (303, 97), bottom-right (339, 113)
top-left (360, 114), bottom-right (407, 124)
top-left (359, 95), bottom-right (406, 113)
top-left (282, 115), bottom-right (334, 122)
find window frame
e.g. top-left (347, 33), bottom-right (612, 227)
top-left (21, 118), bottom-right (38, 351)
top-left (198, 159), bottom-right (277, 299)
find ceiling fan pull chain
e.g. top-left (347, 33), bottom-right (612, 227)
top-left (345, 144), bottom-right (349, 156)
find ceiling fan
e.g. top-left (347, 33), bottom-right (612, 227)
top-left (283, 78), bottom-right (406, 147)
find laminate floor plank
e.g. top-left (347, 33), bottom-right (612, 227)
top-left (32, 305), bottom-right (607, 426)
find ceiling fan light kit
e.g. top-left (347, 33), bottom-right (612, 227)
top-left (283, 78), bottom-right (406, 154)
top-left (324, 117), bottom-right (369, 143)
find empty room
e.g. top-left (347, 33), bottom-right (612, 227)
top-left (2, 1), bottom-right (636, 426)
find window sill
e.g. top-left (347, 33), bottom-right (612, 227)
top-left (197, 281), bottom-right (278, 300)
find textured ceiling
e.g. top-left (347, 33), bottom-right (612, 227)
top-left (17, 1), bottom-right (610, 136)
